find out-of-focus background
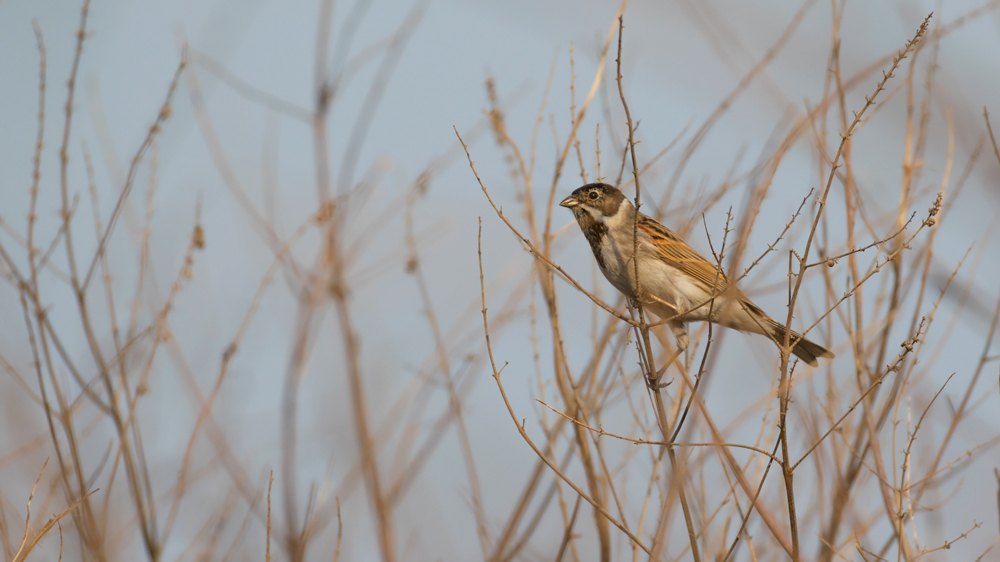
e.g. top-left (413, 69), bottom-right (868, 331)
top-left (1, 0), bottom-right (998, 560)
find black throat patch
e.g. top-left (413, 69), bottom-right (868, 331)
top-left (573, 209), bottom-right (608, 269)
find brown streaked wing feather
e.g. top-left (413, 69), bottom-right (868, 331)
top-left (636, 214), bottom-right (729, 293)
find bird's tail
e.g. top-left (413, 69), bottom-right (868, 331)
top-left (765, 319), bottom-right (835, 367)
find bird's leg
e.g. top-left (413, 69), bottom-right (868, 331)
top-left (647, 362), bottom-right (674, 390)
top-left (635, 321), bottom-right (684, 389)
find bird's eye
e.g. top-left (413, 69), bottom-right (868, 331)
top-left (588, 191), bottom-right (599, 200)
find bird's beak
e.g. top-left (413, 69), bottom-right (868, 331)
top-left (559, 196), bottom-right (578, 208)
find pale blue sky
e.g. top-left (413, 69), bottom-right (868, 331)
top-left (1, 0), bottom-right (998, 559)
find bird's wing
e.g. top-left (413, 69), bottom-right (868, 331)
top-left (636, 214), bottom-right (730, 293)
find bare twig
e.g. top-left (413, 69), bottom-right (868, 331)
top-left (478, 219), bottom-right (652, 556)
top-left (616, 15), bottom-right (701, 562)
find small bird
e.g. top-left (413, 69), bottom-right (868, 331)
top-left (560, 182), bottom-right (834, 366)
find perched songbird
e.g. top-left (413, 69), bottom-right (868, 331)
top-left (560, 182), bottom-right (834, 366)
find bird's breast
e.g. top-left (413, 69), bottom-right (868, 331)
top-left (596, 237), bottom-right (712, 321)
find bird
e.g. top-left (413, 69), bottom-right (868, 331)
top-left (559, 182), bottom-right (834, 366)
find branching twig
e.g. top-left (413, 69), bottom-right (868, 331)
top-left (477, 219), bottom-right (652, 556)
top-left (456, 128), bottom-right (635, 325)
top-left (616, 15), bottom-right (701, 562)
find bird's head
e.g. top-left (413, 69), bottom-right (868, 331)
top-left (559, 182), bottom-right (628, 221)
